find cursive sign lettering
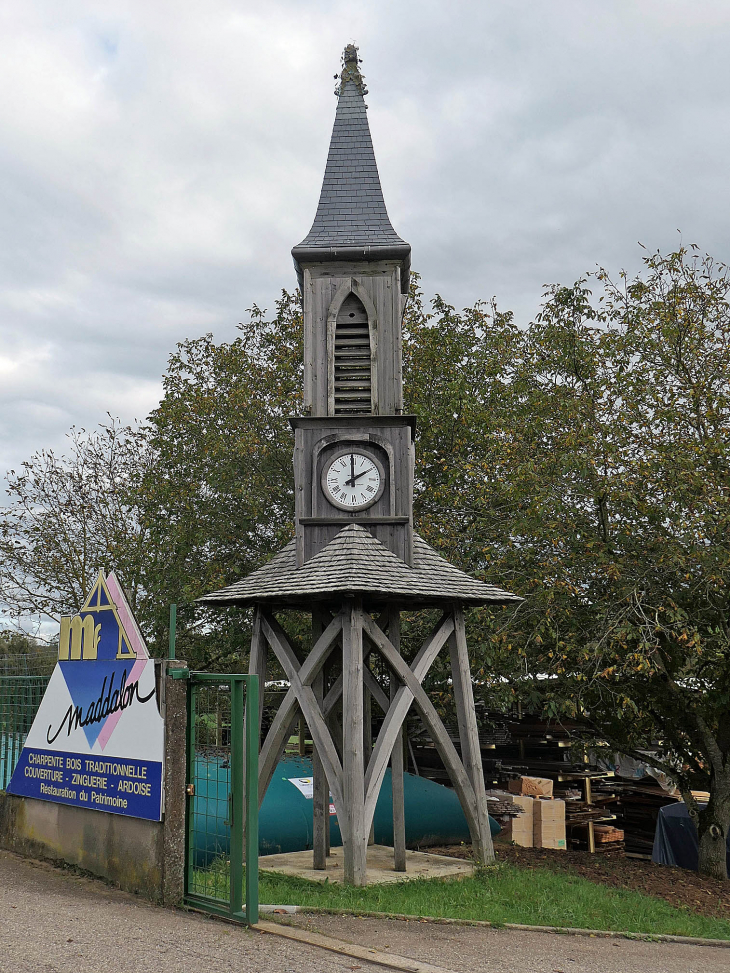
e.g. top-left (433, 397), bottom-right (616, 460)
top-left (46, 669), bottom-right (155, 745)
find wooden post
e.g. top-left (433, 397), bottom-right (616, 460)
top-left (449, 606), bottom-right (495, 864)
top-left (584, 777), bottom-right (596, 854)
top-left (312, 611), bottom-right (329, 869)
top-left (388, 607), bottom-right (406, 871)
top-left (363, 657), bottom-right (375, 846)
top-left (248, 607), bottom-right (267, 727)
top-left (342, 598), bottom-right (367, 885)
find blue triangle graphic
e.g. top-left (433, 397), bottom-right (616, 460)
top-left (59, 661), bottom-right (131, 749)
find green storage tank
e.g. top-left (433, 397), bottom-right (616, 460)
top-left (192, 753), bottom-right (498, 865)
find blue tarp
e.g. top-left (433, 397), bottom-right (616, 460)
top-left (652, 801), bottom-right (730, 871)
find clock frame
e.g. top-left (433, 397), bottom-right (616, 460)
top-left (321, 447), bottom-right (386, 511)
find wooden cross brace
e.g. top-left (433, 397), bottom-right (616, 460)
top-left (248, 599), bottom-right (494, 885)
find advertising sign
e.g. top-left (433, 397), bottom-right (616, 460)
top-left (8, 573), bottom-right (164, 821)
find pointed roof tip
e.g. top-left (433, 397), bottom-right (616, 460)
top-left (292, 43), bottom-right (411, 294)
top-left (335, 43), bottom-right (368, 98)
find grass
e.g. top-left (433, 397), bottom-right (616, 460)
top-left (251, 863), bottom-right (730, 940)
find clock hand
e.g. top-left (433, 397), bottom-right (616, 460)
top-left (348, 453), bottom-right (355, 486)
top-left (350, 467), bottom-right (373, 484)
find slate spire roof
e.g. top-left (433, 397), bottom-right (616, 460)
top-left (198, 524), bottom-right (522, 610)
top-left (292, 45), bottom-right (411, 289)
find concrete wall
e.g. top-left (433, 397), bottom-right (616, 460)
top-left (0, 662), bottom-right (187, 905)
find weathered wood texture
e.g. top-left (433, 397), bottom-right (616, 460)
top-left (291, 416), bottom-right (415, 565)
top-left (387, 608), bottom-right (406, 871)
top-left (250, 604), bottom-right (493, 886)
top-left (303, 263), bottom-right (403, 417)
top-left (312, 610), bottom-right (329, 868)
top-left (449, 608), bottom-right (495, 864)
top-left (342, 599), bottom-right (367, 884)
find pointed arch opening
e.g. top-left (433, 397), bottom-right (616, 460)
top-left (326, 278), bottom-right (379, 416)
top-left (333, 293), bottom-right (371, 414)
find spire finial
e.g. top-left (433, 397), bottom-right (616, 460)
top-left (335, 43), bottom-right (368, 97)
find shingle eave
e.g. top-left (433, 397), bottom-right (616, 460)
top-left (197, 525), bottom-right (522, 609)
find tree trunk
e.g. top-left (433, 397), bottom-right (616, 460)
top-left (694, 772), bottom-right (730, 881)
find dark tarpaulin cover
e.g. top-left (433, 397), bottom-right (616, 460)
top-left (652, 801), bottom-right (730, 871)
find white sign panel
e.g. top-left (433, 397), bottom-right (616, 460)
top-left (8, 573), bottom-right (164, 821)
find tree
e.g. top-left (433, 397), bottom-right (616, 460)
top-left (131, 294), bottom-right (303, 663)
top-left (0, 630), bottom-right (56, 676)
top-left (0, 420), bottom-right (151, 623)
top-left (401, 250), bottom-right (730, 880)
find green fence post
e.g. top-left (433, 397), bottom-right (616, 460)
top-left (245, 675), bottom-right (259, 924)
top-left (229, 678), bottom-right (244, 917)
top-left (184, 679), bottom-right (196, 899)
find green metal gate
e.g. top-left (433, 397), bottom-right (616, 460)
top-left (184, 673), bottom-right (259, 924)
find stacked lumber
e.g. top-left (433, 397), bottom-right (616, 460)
top-left (487, 800), bottom-right (525, 817)
top-left (564, 801), bottom-right (609, 825)
top-left (487, 790), bottom-right (534, 847)
top-left (570, 823), bottom-right (624, 850)
top-left (533, 797), bottom-right (566, 850)
top-left (594, 825), bottom-right (624, 843)
top-left (592, 778), bottom-right (678, 857)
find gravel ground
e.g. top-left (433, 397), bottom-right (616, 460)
top-left (2, 850), bottom-right (729, 973)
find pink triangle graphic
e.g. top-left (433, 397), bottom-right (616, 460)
top-left (96, 573), bottom-right (150, 751)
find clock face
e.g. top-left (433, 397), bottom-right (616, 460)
top-left (323, 450), bottom-right (384, 511)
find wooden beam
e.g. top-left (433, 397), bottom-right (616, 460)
top-left (388, 607), bottom-right (406, 872)
top-left (246, 607), bottom-right (268, 805)
top-left (361, 613), bottom-right (482, 842)
top-left (256, 611), bottom-right (344, 804)
top-left (450, 607), bottom-right (495, 864)
top-left (312, 610), bottom-right (329, 869)
top-left (322, 643), bottom-right (388, 720)
top-left (363, 658), bottom-right (375, 846)
top-left (362, 613), bottom-right (454, 826)
top-left (248, 607), bottom-right (267, 726)
top-left (364, 666), bottom-right (389, 712)
top-left (342, 598), bottom-right (367, 885)
top-left (260, 611), bottom-right (345, 815)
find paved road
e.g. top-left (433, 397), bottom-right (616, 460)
top-left (0, 852), bottom-right (382, 973)
top-left (1, 851), bottom-right (728, 973)
top-left (286, 912), bottom-right (730, 973)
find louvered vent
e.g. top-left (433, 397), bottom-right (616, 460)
top-left (334, 294), bottom-right (371, 414)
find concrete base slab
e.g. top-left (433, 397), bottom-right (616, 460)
top-left (259, 844), bottom-right (473, 884)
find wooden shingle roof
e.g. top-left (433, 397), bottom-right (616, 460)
top-left (198, 524), bottom-right (521, 609)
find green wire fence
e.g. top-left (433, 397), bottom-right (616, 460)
top-left (0, 676), bottom-right (50, 790)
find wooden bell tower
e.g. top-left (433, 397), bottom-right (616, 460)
top-left (201, 44), bottom-right (521, 886)
top-left (290, 43), bottom-right (414, 568)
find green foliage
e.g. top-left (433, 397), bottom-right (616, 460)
top-left (0, 630), bottom-right (56, 676)
top-left (0, 420), bottom-right (150, 621)
top-left (132, 293), bottom-right (303, 663)
top-left (193, 863), bottom-right (730, 938)
top-left (400, 250), bottom-right (730, 876)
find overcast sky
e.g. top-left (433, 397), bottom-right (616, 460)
top-left (2, 0), bottom-right (730, 482)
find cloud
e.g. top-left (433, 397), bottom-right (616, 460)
top-left (1, 0), bottom-right (730, 480)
